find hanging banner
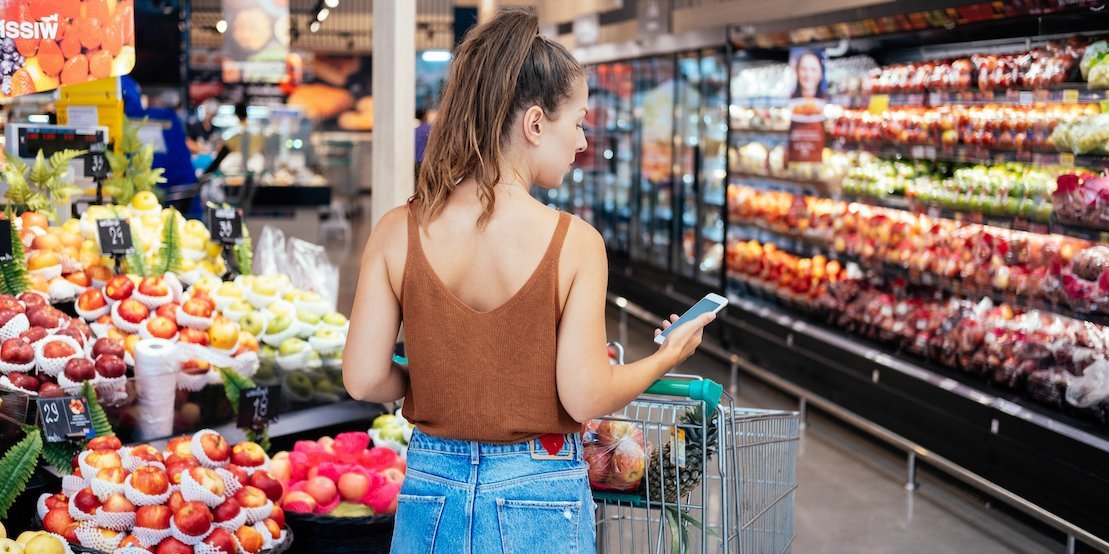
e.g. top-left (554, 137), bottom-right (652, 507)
top-left (0, 0), bottom-right (136, 98)
top-left (787, 47), bottom-right (827, 163)
top-left (222, 0), bottom-right (290, 84)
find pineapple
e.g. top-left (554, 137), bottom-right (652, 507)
top-left (648, 405), bottom-right (719, 503)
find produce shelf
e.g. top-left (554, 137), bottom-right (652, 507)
top-left (828, 85), bottom-right (1108, 109)
top-left (833, 140), bottom-right (1109, 170)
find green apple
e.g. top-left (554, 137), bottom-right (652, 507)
top-left (266, 315), bottom-right (294, 335)
top-left (217, 283), bottom-right (243, 298)
top-left (253, 277), bottom-right (279, 297)
top-left (228, 299), bottom-right (253, 313)
top-left (240, 312), bottom-right (267, 336)
top-left (278, 338), bottom-right (309, 357)
top-left (322, 312), bottom-right (348, 327)
top-left (315, 378), bottom-right (337, 395)
top-left (314, 328), bottom-right (343, 341)
top-left (297, 310), bottom-right (321, 326)
top-left (373, 414), bottom-right (398, 430)
top-left (267, 301), bottom-right (295, 318)
top-left (260, 344), bottom-right (278, 362)
top-left (300, 291), bottom-right (323, 303)
top-left (284, 372), bottom-right (314, 395)
top-left (306, 351), bottom-right (322, 367)
top-left (255, 364), bottom-right (275, 381)
top-left (379, 426), bottom-right (407, 443)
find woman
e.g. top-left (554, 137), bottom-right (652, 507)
top-left (343, 7), bottom-right (715, 552)
top-left (793, 50), bottom-right (826, 99)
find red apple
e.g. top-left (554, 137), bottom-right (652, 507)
top-left (166, 490), bottom-right (187, 512)
top-left (43, 507), bottom-right (74, 534)
top-left (189, 466), bottom-right (226, 497)
top-left (224, 465), bottom-right (248, 487)
top-left (86, 449), bottom-right (123, 469)
top-left (181, 298), bottom-right (214, 319)
top-left (117, 298), bottom-right (150, 324)
top-left (19, 292), bottom-right (47, 309)
top-left (249, 471), bottom-right (283, 503)
top-left (96, 466), bottom-right (127, 484)
top-left (54, 326), bottom-right (86, 347)
top-left (381, 467), bottom-right (405, 486)
top-left (64, 358), bottom-right (96, 382)
top-left (156, 302), bottom-right (179, 320)
top-left (102, 492), bottom-right (136, 513)
top-left (129, 444), bottom-right (165, 466)
top-left (42, 340), bottom-right (77, 359)
top-left (139, 277), bottom-right (169, 297)
top-left (0, 337), bottom-right (34, 364)
top-left (173, 501), bottom-right (214, 537)
top-left (281, 491), bottom-right (317, 513)
top-left (0, 308), bottom-right (20, 327)
top-left (235, 526), bottom-right (264, 554)
top-left (146, 316), bottom-right (178, 339)
top-left (233, 486), bottom-right (267, 509)
top-left (136, 504), bottom-right (173, 530)
top-left (337, 472), bottom-right (369, 502)
top-left (131, 465), bottom-right (170, 495)
top-left (199, 433), bottom-right (231, 463)
top-left (304, 476), bottom-right (338, 506)
top-left (19, 326), bottom-right (47, 344)
top-left (167, 436), bottom-right (194, 458)
top-left (156, 537), bottom-right (193, 554)
top-left (105, 275), bottom-right (135, 301)
top-left (230, 442), bottom-right (265, 468)
top-left (269, 504), bottom-right (285, 529)
top-left (118, 535), bottom-right (146, 549)
top-left (181, 359), bottom-right (210, 375)
top-left (62, 521), bottom-right (81, 543)
top-left (178, 328), bottom-right (209, 346)
top-left (261, 518), bottom-right (281, 540)
top-left (87, 436), bottom-right (123, 451)
top-left (212, 497), bottom-right (241, 523)
top-left (95, 354), bottom-right (126, 378)
top-left (27, 306), bottom-right (64, 328)
top-left (7, 371), bottom-right (39, 391)
top-left (74, 487), bottom-right (102, 513)
top-left (0, 297), bottom-right (25, 314)
top-left (43, 493), bottom-right (68, 512)
top-left (92, 337), bottom-right (125, 359)
top-left (203, 527), bottom-right (237, 554)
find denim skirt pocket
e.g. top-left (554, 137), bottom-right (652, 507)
top-left (391, 493), bottom-right (447, 554)
top-left (496, 498), bottom-right (581, 554)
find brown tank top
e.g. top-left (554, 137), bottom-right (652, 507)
top-left (400, 203), bottom-right (579, 444)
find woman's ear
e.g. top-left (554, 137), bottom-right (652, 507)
top-left (521, 105), bottom-right (545, 146)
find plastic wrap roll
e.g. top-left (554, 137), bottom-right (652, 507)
top-left (133, 339), bottom-right (179, 441)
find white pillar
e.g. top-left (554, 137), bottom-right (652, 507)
top-left (371, 0), bottom-right (416, 228)
top-left (478, 0), bottom-right (497, 24)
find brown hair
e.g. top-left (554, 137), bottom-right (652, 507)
top-left (412, 6), bottom-right (584, 229)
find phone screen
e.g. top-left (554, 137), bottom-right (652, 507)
top-left (656, 297), bottom-right (724, 343)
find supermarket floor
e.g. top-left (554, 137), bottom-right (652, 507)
top-left (324, 204), bottom-right (1061, 553)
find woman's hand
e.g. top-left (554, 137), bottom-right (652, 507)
top-left (654, 313), bottom-right (715, 370)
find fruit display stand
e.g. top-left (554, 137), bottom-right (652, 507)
top-left (546, 4), bottom-right (1109, 549)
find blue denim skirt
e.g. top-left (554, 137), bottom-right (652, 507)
top-left (390, 428), bottom-right (597, 553)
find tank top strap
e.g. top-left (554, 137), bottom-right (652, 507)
top-left (542, 211), bottom-right (572, 268)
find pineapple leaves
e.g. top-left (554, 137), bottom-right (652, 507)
top-left (82, 380), bottom-right (116, 439)
top-left (0, 427), bottom-right (44, 518)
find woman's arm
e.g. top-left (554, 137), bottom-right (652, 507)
top-left (555, 222), bottom-right (713, 422)
top-left (343, 208), bottom-right (409, 403)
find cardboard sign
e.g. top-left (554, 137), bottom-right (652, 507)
top-left (238, 386), bottom-right (280, 429)
top-left (0, 0), bottom-right (135, 98)
top-left (208, 207), bottom-right (243, 243)
top-left (97, 218), bottom-right (133, 255)
top-left (37, 396), bottom-right (93, 443)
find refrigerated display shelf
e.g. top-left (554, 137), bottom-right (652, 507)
top-left (727, 220), bottom-right (1109, 327)
top-left (833, 139), bottom-right (1109, 170)
top-left (829, 85), bottom-right (1108, 109)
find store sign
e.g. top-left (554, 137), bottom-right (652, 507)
top-left (787, 47), bottom-right (827, 163)
top-left (0, 1), bottom-right (135, 98)
top-left (238, 386), bottom-right (280, 429)
top-left (222, 0), bottom-right (290, 84)
top-left (638, 0), bottom-right (671, 40)
top-left (37, 397), bottom-right (93, 443)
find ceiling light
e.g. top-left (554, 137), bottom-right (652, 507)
top-left (309, 20), bottom-right (320, 32)
top-left (317, 8), bottom-right (329, 21)
top-left (216, 19), bottom-right (227, 33)
top-left (324, 0), bottom-right (339, 7)
top-left (421, 50), bottom-right (451, 62)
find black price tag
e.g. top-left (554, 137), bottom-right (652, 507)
top-left (209, 207), bottom-right (243, 243)
top-left (37, 396), bottom-right (93, 443)
top-left (0, 222), bottom-right (12, 263)
top-left (238, 385), bottom-right (280, 429)
top-left (97, 218), bottom-right (133, 255)
top-left (86, 143), bottom-right (108, 179)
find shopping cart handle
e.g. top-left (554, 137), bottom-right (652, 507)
top-left (392, 355), bottom-right (408, 366)
top-left (646, 379), bottom-right (723, 414)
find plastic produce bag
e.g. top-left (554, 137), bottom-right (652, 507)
top-left (581, 419), bottom-right (654, 492)
top-left (253, 225), bottom-right (287, 277)
top-left (1081, 40), bottom-right (1109, 80)
top-left (288, 237), bottom-right (339, 309)
top-left (1066, 358), bottom-right (1109, 408)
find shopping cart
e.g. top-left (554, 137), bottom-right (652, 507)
top-left (592, 344), bottom-right (800, 553)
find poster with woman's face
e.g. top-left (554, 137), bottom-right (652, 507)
top-left (788, 47), bottom-right (826, 163)
top-left (791, 48), bottom-right (827, 100)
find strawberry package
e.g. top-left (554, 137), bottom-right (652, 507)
top-left (581, 419), bottom-right (654, 492)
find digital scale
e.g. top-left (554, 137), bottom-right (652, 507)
top-left (4, 123), bottom-right (111, 187)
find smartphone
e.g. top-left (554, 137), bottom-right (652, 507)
top-left (654, 293), bottom-right (728, 345)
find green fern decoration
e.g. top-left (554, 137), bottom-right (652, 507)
top-left (41, 441), bottom-right (79, 475)
top-left (152, 207), bottom-right (184, 276)
top-left (0, 426), bottom-right (44, 518)
top-left (43, 149), bottom-right (87, 204)
top-left (245, 427), bottom-right (271, 453)
top-left (81, 381), bottom-right (115, 439)
top-left (2, 150), bottom-right (52, 216)
top-left (104, 119), bottom-right (167, 205)
top-left (0, 214), bottom-right (29, 296)
top-left (220, 366), bottom-right (256, 408)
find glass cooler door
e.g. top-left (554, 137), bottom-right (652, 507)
top-left (631, 55), bottom-right (676, 269)
top-left (698, 49), bottom-right (729, 286)
top-left (593, 62), bottom-right (635, 256)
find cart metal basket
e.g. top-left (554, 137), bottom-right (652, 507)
top-left (594, 345), bottom-right (799, 553)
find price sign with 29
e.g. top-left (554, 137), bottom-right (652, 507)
top-left (209, 207), bottom-right (243, 243)
top-left (97, 218), bottom-right (134, 255)
top-left (37, 396), bottom-right (94, 443)
top-left (238, 385), bottom-right (281, 429)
